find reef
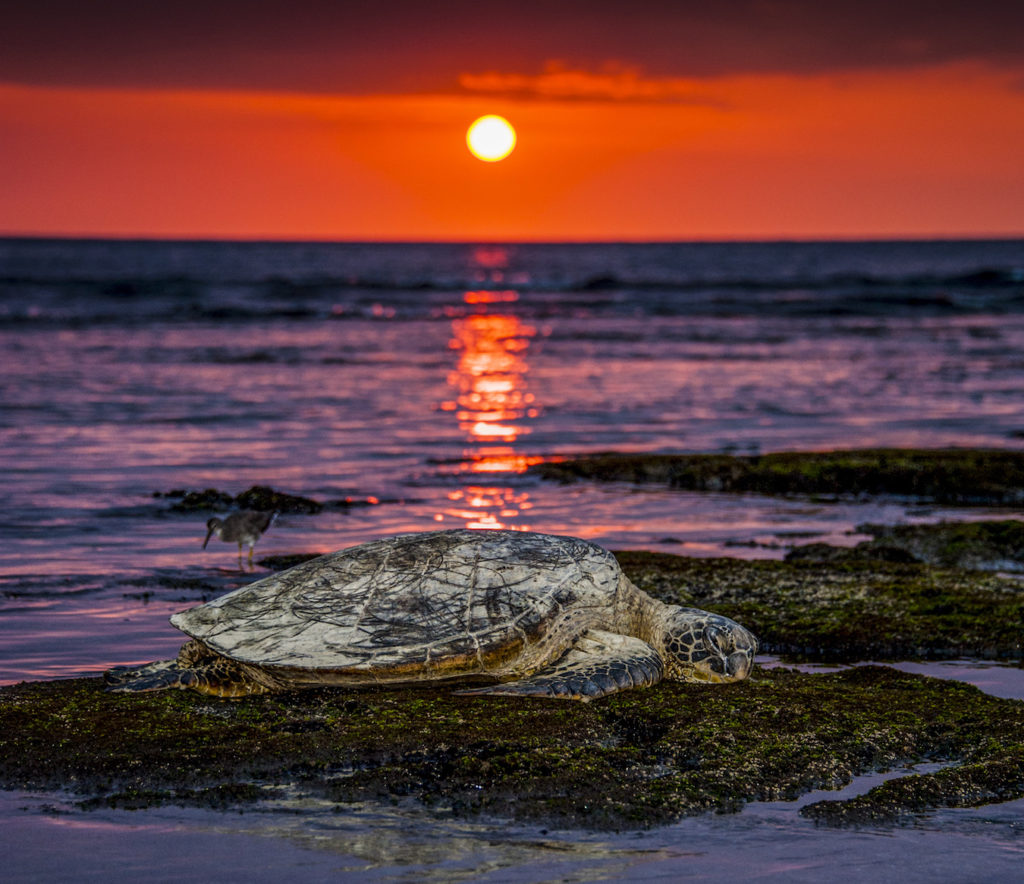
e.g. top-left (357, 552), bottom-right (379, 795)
top-left (786, 519), bottom-right (1024, 572)
top-left (157, 485), bottom-right (323, 514)
top-left (3, 546), bottom-right (1023, 828)
top-left (156, 486), bottom-right (385, 515)
top-left (531, 448), bottom-right (1024, 505)
top-left (2, 665), bottom-right (1021, 830)
top-left (9, 449), bottom-right (1024, 829)
top-left (617, 551), bottom-right (1024, 662)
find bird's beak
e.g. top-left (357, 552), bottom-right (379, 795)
top-left (202, 527), bottom-right (214, 549)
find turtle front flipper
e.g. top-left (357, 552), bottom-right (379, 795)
top-left (456, 630), bottom-right (664, 702)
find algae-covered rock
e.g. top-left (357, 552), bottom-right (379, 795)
top-left (158, 488), bottom-right (235, 511)
top-left (787, 520), bottom-right (1024, 572)
top-left (615, 551), bottom-right (1024, 662)
top-left (802, 746), bottom-right (1024, 825)
top-left (258, 552), bottom-right (323, 571)
top-left (1, 666), bottom-right (1021, 829)
top-left (5, 545), bottom-right (1022, 829)
top-left (853, 519), bottom-right (1024, 571)
top-left (532, 449), bottom-right (1024, 505)
top-left (785, 542), bottom-right (921, 565)
top-left (234, 485), bottom-right (323, 514)
top-left (160, 485), bottom-right (323, 514)
top-left (159, 486), bottom-right (387, 515)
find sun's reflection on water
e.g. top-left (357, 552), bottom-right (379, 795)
top-left (436, 283), bottom-right (542, 530)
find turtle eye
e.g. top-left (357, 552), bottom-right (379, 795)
top-left (704, 624), bottom-right (731, 654)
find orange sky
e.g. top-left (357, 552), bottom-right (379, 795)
top-left (2, 2), bottom-right (1022, 240)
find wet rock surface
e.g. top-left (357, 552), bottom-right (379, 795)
top-left (532, 449), bottom-right (1024, 506)
top-left (833, 519), bottom-right (1024, 571)
top-left (4, 544), bottom-right (1024, 829)
top-left (158, 485), bottom-right (323, 514)
top-left (258, 553), bottom-right (323, 571)
top-left (617, 551), bottom-right (1024, 662)
top-left (801, 744), bottom-right (1024, 825)
top-left (11, 449), bottom-right (1024, 829)
top-left (2, 665), bottom-right (1021, 829)
top-left (156, 486), bottom-right (386, 515)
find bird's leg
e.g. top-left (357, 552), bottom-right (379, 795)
top-left (248, 545), bottom-right (254, 566)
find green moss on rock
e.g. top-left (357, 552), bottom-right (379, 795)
top-left (5, 541), bottom-right (1023, 829)
top-left (532, 449), bottom-right (1024, 505)
top-left (848, 519), bottom-right (1024, 571)
top-left (616, 551), bottom-right (1024, 662)
top-left (802, 746), bottom-right (1024, 825)
top-left (160, 485), bottom-right (322, 514)
top-left (258, 553), bottom-right (323, 571)
top-left (2, 666), bottom-right (1021, 829)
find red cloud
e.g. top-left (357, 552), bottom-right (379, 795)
top-left (458, 62), bottom-right (719, 104)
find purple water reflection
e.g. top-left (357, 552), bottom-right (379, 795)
top-left (4, 239), bottom-right (1024, 881)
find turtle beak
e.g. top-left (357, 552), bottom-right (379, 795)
top-left (726, 651), bottom-right (753, 680)
top-left (202, 526), bottom-right (214, 549)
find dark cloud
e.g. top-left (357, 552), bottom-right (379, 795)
top-left (3, 0), bottom-right (1022, 93)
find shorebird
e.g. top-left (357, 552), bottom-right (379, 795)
top-left (203, 510), bottom-right (277, 567)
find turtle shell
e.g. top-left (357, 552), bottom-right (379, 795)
top-left (171, 529), bottom-right (622, 678)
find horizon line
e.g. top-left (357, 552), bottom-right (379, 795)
top-left (4, 232), bottom-right (1023, 246)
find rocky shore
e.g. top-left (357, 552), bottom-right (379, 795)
top-left (2, 555), bottom-right (1022, 829)
top-left (2, 654), bottom-right (1021, 830)
top-left (3, 448), bottom-right (1023, 830)
top-left (531, 448), bottom-right (1024, 505)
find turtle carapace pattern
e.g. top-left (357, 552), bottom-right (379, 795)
top-left (107, 529), bottom-right (758, 701)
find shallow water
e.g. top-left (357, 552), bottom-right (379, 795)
top-left (2, 486), bottom-right (1013, 683)
top-left (4, 238), bottom-right (1024, 682)
top-left (760, 656), bottom-right (1024, 703)
top-left (5, 777), bottom-right (1024, 883)
top-left (2, 238), bottom-right (1023, 879)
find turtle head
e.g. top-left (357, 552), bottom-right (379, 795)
top-left (659, 607), bottom-right (758, 684)
top-left (202, 517), bottom-right (222, 549)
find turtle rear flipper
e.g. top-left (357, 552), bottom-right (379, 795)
top-left (105, 659), bottom-right (272, 698)
top-left (105, 660), bottom-right (188, 692)
top-left (456, 630), bottom-right (664, 702)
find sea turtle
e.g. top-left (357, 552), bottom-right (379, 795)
top-left (106, 529), bottom-right (758, 701)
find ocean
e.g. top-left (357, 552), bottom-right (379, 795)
top-left (2, 237), bottom-right (1023, 880)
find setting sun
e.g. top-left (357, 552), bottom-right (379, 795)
top-left (466, 115), bottom-right (517, 162)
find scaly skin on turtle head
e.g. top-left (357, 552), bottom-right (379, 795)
top-left (658, 607), bottom-right (758, 684)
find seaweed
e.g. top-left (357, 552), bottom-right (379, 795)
top-left (617, 551), bottom-right (1024, 662)
top-left (532, 449), bottom-right (1024, 506)
top-left (2, 666), bottom-right (1021, 829)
